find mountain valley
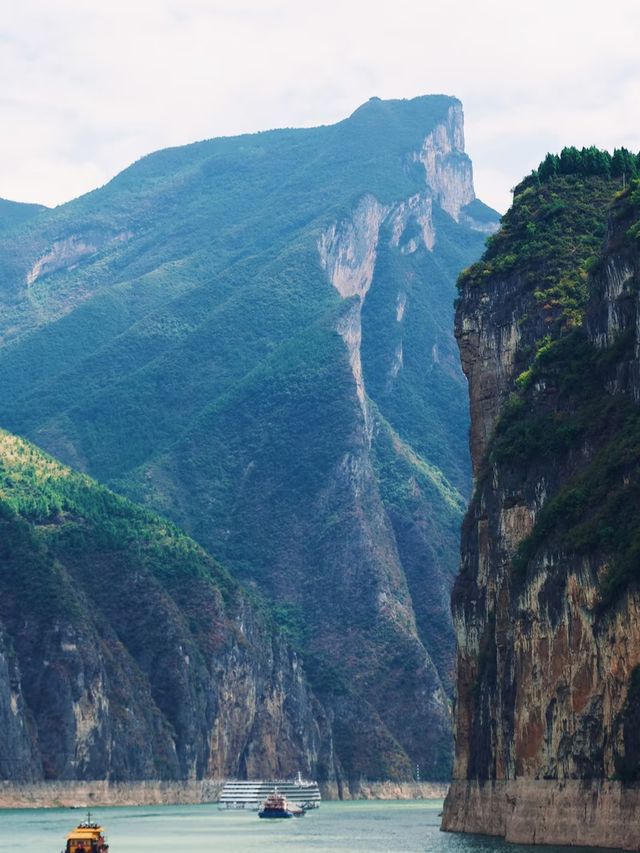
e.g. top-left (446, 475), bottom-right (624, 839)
top-left (0, 95), bottom-right (498, 785)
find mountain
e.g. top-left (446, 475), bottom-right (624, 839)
top-left (0, 95), bottom-right (498, 782)
top-left (0, 198), bottom-right (46, 236)
top-left (0, 428), bottom-right (333, 783)
top-left (442, 150), bottom-right (640, 846)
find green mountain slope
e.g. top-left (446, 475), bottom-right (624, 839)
top-left (0, 198), bottom-right (46, 236)
top-left (0, 428), bottom-right (333, 782)
top-left (0, 95), bottom-right (498, 781)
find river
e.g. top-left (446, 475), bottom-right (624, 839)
top-left (1, 799), bottom-right (619, 853)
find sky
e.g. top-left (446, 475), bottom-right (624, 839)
top-left (2, 0), bottom-right (640, 214)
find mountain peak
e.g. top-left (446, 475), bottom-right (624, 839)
top-left (347, 92), bottom-right (460, 125)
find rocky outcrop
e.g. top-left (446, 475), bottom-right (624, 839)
top-left (0, 431), bottom-right (334, 784)
top-left (443, 173), bottom-right (640, 847)
top-left (26, 231), bottom-right (131, 285)
top-left (26, 236), bottom-right (98, 284)
top-left (320, 194), bottom-right (389, 421)
top-left (0, 95), bottom-right (498, 786)
top-left (455, 273), bottom-right (530, 466)
top-left (413, 104), bottom-right (475, 221)
top-left (388, 195), bottom-right (435, 253)
top-left (320, 107), bottom-right (484, 423)
top-left (444, 779), bottom-right (640, 849)
top-left (319, 195), bottom-right (389, 300)
top-left (0, 627), bottom-right (40, 781)
top-left (305, 106), bottom-right (498, 781)
top-left (587, 204), bottom-right (640, 401)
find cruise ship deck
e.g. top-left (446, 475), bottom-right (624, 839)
top-left (218, 776), bottom-right (321, 810)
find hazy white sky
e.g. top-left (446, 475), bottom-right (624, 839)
top-left (3, 0), bottom-right (639, 213)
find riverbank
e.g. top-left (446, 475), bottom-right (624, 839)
top-left (0, 780), bottom-right (448, 808)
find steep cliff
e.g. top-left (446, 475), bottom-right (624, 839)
top-left (0, 429), bottom-right (333, 783)
top-left (0, 96), bottom-right (498, 782)
top-left (443, 154), bottom-right (640, 846)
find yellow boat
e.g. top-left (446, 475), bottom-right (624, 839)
top-left (63, 812), bottom-right (109, 853)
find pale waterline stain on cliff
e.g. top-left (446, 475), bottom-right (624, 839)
top-left (443, 175), bottom-right (640, 848)
top-left (0, 779), bottom-right (449, 808)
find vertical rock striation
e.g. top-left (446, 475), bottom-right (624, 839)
top-left (443, 169), bottom-right (640, 847)
top-left (0, 95), bottom-right (498, 785)
top-left (413, 104), bottom-right (475, 221)
top-left (0, 431), bottom-right (333, 784)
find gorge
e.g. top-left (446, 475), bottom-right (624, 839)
top-left (0, 95), bottom-right (497, 790)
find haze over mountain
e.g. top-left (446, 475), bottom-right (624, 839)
top-left (0, 95), bottom-right (498, 783)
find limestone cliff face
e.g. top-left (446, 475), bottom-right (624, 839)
top-left (304, 108), bottom-right (495, 780)
top-left (318, 107), bottom-right (490, 422)
top-left (0, 432), bottom-right (332, 784)
top-left (0, 564), bottom-right (334, 782)
top-left (413, 104), bottom-right (475, 221)
top-left (0, 95), bottom-right (498, 786)
top-left (455, 273), bottom-right (529, 468)
top-left (0, 627), bottom-right (39, 781)
top-left (443, 175), bottom-right (640, 847)
top-left (0, 597), bottom-right (330, 783)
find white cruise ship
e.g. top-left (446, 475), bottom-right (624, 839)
top-left (218, 772), bottom-right (321, 810)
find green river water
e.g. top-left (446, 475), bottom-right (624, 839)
top-left (0, 800), bottom-right (619, 853)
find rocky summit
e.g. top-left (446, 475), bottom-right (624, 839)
top-left (0, 95), bottom-right (497, 786)
top-left (442, 152), bottom-right (640, 846)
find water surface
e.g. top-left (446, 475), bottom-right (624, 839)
top-left (0, 800), bottom-right (620, 853)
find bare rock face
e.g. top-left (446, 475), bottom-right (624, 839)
top-left (388, 195), bottom-right (435, 253)
top-left (307, 107), bottom-right (494, 781)
top-left (319, 194), bottom-right (390, 301)
top-left (455, 274), bottom-right (528, 467)
top-left (25, 232), bottom-right (132, 285)
top-left (413, 104), bottom-right (475, 221)
top-left (443, 177), bottom-right (640, 847)
top-left (0, 628), bottom-right (40, 781)
top-left (0, 96), bottom-right (498, 787)
top-left (0, 432), bottom-right (333, 785)
top-left (0, 559), bottom-right (332, 784)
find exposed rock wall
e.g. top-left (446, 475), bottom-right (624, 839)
top-left (308, 108), bottom-right (491, 782)
top-left (0, 433), bottom-right (334, 785)
top-left (444, 780), bottom-right (640, 849)
top-left (0, 96), bottom-right (498, 787)
top-left (443, 181), bottom-right (640, 847)
top-left (413, 104), bottom-right (475, 221)
top-left (0, 583), bottom-right (332, 785)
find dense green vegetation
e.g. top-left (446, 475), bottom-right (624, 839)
top-left (0, 95), bottom-right (497, 780)
top-left (460, 171), bottom-right (617, 333)
top-left (498, 328), bottom-right (640, 604)
top-left (364, 210), bottom-right (481, 493)
top-left (525, 146), bottom-right (640, 186)
top-left (0, 429), bottom-right (241, 615)
top-left (0, 427), bottom-right (351, 781)
top-left (473, 170), bottom-right (640, 606)
top-left (0, 198), bottom-right (46, 235)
